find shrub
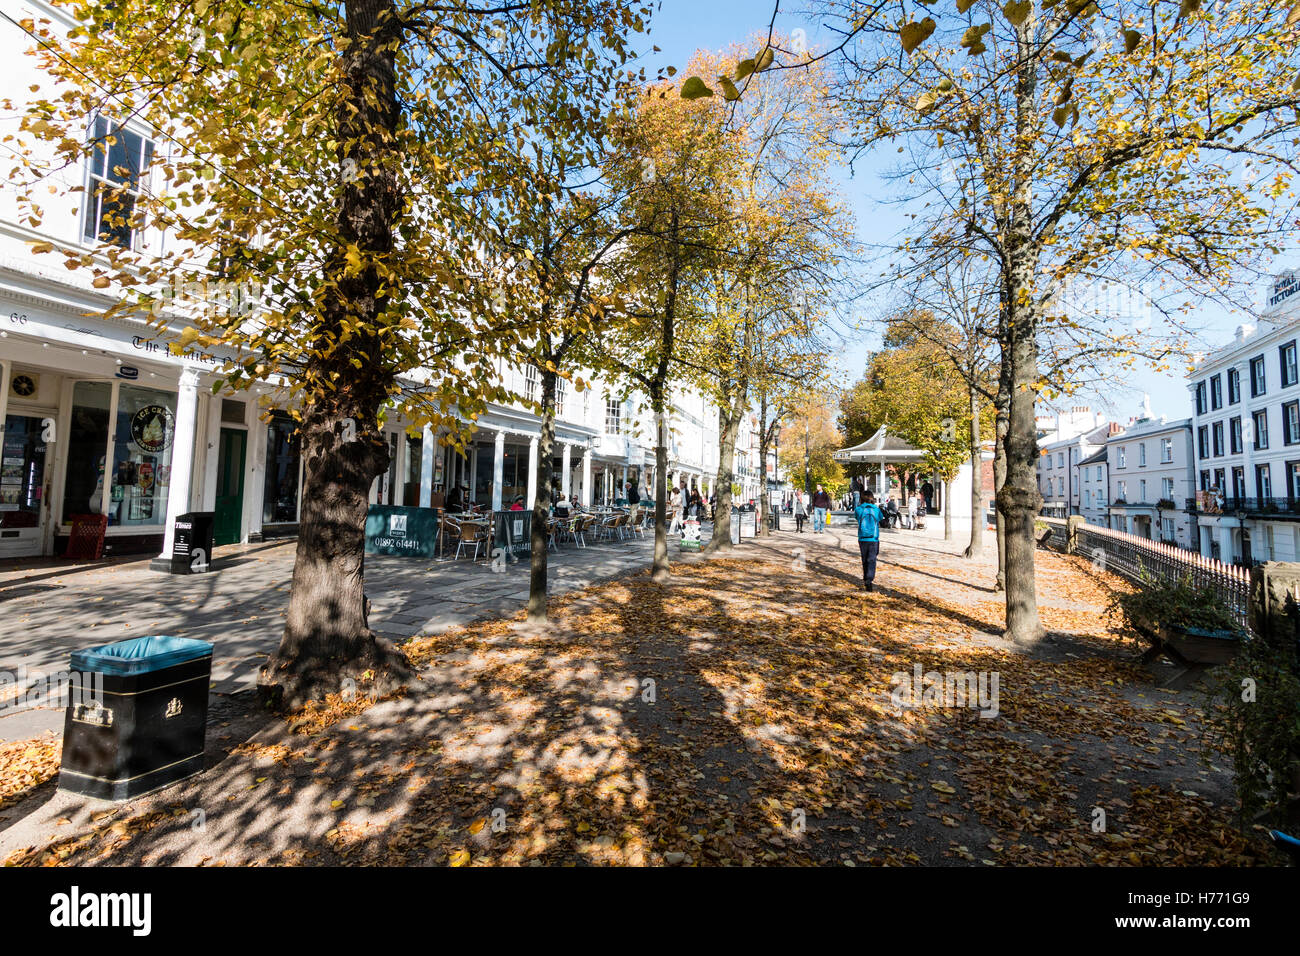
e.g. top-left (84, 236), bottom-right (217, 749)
top-left (1109, 569), bottom-right (1243, 636)
top-left (1203, 634), bottom-right (1300, 826)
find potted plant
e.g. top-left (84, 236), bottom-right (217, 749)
top-left (1110, 570), bottom-right (1244, 665)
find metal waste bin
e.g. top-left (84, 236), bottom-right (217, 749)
top-left (170, 511), bottom-right (215, 573)
top-left (58, 636), bottom-right (213, 801)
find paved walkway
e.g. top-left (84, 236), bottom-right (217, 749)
top-left (0, 523), bottom-right (707, 738)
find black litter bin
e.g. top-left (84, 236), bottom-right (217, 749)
top-left (58, 636), bottom-right (213, 801)
top-left (171, 512), bottom-right (215, 573)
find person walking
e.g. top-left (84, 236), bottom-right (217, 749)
top-left (812, 484), bottom-right (831, 532)
top-left (794, 490), bottom-right (807, 532)
top-left (669, 484), bottom-right (684, 535)
top-left (906, 493), bottom-right (918, 531)
top-left (921, 480), bottom-right (934, 514)
top-left (855, 491), bottom-right (882, 591)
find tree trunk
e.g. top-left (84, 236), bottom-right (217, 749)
top-left (998, 17), bottom-right (1045, 646)
top-left (756, 394), bottom-right (771, 537)
top-left (652, 403), bottom-right (670, 582)
top-left (527, 367), bottom-right (557, 623)
top-left (259, 0), bottom-right (413, 707)
top-left (964, 384), bottom-right (984, 559)
top-left (1000, 284), bottom-right (1044, 644)
top-left (261, 411), bottom-right (412, 707)
top-left (705, 401), bottom-right (742, 553)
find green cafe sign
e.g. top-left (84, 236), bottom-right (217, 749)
top-left (365, 505), bottom-right (439, 558)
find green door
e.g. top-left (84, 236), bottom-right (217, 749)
top-left (214, 428), bottom-right (247, 546)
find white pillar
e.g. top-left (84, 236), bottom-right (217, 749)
top-left (581, 448), bottom-right (592, 506)
top-left (492, 430), bottom-right (505, 512)
top-left (419, 423), bottom-right (435, 508)
top-left (159, 368), bottom-right (201, 561)
top-left (561, 443), bottom-right (572, 499)
top-left (0, 359), bottom-right (10, 432)
top-left (879, 461), bottom-right (887, 497)
top-left (1219, 523), bottom-right (1234, 564)
top-left (526, 435), bottom-right (539, 508)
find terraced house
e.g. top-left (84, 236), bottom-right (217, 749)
top-left (1187, 271), bottom-right (1300, 564)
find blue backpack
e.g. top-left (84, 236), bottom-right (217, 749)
top-left (855, 503), bottom-right (881, 541)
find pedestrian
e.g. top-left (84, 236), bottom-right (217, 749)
top-left (669, 484), bottom-right (684, 535)
top-left (921, 480), bottom-right (934, 513)
top-left (907, 494), bottom-right (918, 530)
top-left (812, 483), bottom-right (831, 532)
top-left (855, 491), bottom-right (882, 591)
top-left (794, 490), bottom-right (806, 532)
top-left (627, 480), bottom-right (641, 521)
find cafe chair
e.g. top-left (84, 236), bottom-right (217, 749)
top-left (455, 520), bottom-right (491, 562)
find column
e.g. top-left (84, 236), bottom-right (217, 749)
top-left (879, 461), bottom-right (887, 497)
top-left (581, 448), bottom-right (592, 506)
top-left (621, 464), bottom-right (627, 496)
top-left (0, 359), bottom-right (10, 431)
top-left (1219, 523), bottom-right (1235, 564)
top-left (419, 423), bottom-right (435, 508)
top-left (561, 443), bottom-right (572, 498)
top-left (526, 435), bottom-right (539, 508)
top-left (158, 368), bottom-right (201, 565)
top-left (492, 430), bottom-right (505, 512)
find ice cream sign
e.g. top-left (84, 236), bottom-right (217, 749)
top-left (131, 405), bottom-right (175, 453)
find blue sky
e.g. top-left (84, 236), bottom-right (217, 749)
top-left (636, 0), bottom-right (1295, 424)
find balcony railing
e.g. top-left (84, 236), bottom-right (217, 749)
top-left (1187, 495), bottom-right (1300, 517)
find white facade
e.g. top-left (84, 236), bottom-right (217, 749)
top-left (1035, 408), bottom-right (1110, 518)
top-left (1105, 416), bottom-right (1195, 548)
top-left (1188, 275), bottom-right (1300, 564)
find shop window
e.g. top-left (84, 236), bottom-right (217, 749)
top-left (62, 381), bottom-right (112, 523)
top-left (83, 116), bottom-right (154, 249)
top-left (108, 385), bottom-right (178, 527)
top-left (263, 413), bottom-right (301, 523)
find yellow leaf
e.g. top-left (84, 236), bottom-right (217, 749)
top-left (468, 818), bottom-right (486, 834)
top-left (900, 18), bottom-right (936, 55)
top-left (449, 849), bottom-right (471, 867)
top-left (92, 276), bottom-right (111, 289)
top-left (1002, 1), bottom-right (1031, 28)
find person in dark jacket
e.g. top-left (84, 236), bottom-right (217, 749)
top-left (811, 484), bottom-right (832, 532)
top-left (855, 491), bottom-right (882, 591)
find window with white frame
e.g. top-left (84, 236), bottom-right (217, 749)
top-left (1117, 446), bottom-right (1126, 468)
top-left (555, 376), bottom-right (566, 417)
top-left (1139, 443), bottom-right (1146, 466)
top-left (1161, 437), bottom-right (1173, 462)
top-left (83, 116), bottom-right (154, 248)
top-left (1162, 477), bottom-right (1174, 499)
top-left (524, 365), bottom-right (538, 404)
top-left (605, 395), bottom-right (621, 435)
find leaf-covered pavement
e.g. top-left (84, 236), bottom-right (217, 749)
top-left (0, 531), bottom-right (1278, 866)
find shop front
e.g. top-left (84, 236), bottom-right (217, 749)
top-left (1, 290), bottom-right (312, 561)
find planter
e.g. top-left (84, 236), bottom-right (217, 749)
top-left (1160, 622), bottom-right (1241, 666)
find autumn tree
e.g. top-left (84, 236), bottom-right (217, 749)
top-left (664, 41), bottom-right (851, 553)
top-left (841, 315), bottom-right (979, 538)
top-left (9, 0), bottom-right (650, 702)
top-left (827, 0), bottom-right (1300, 643)
top-left (602, 71), bottom-right (745, 579)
